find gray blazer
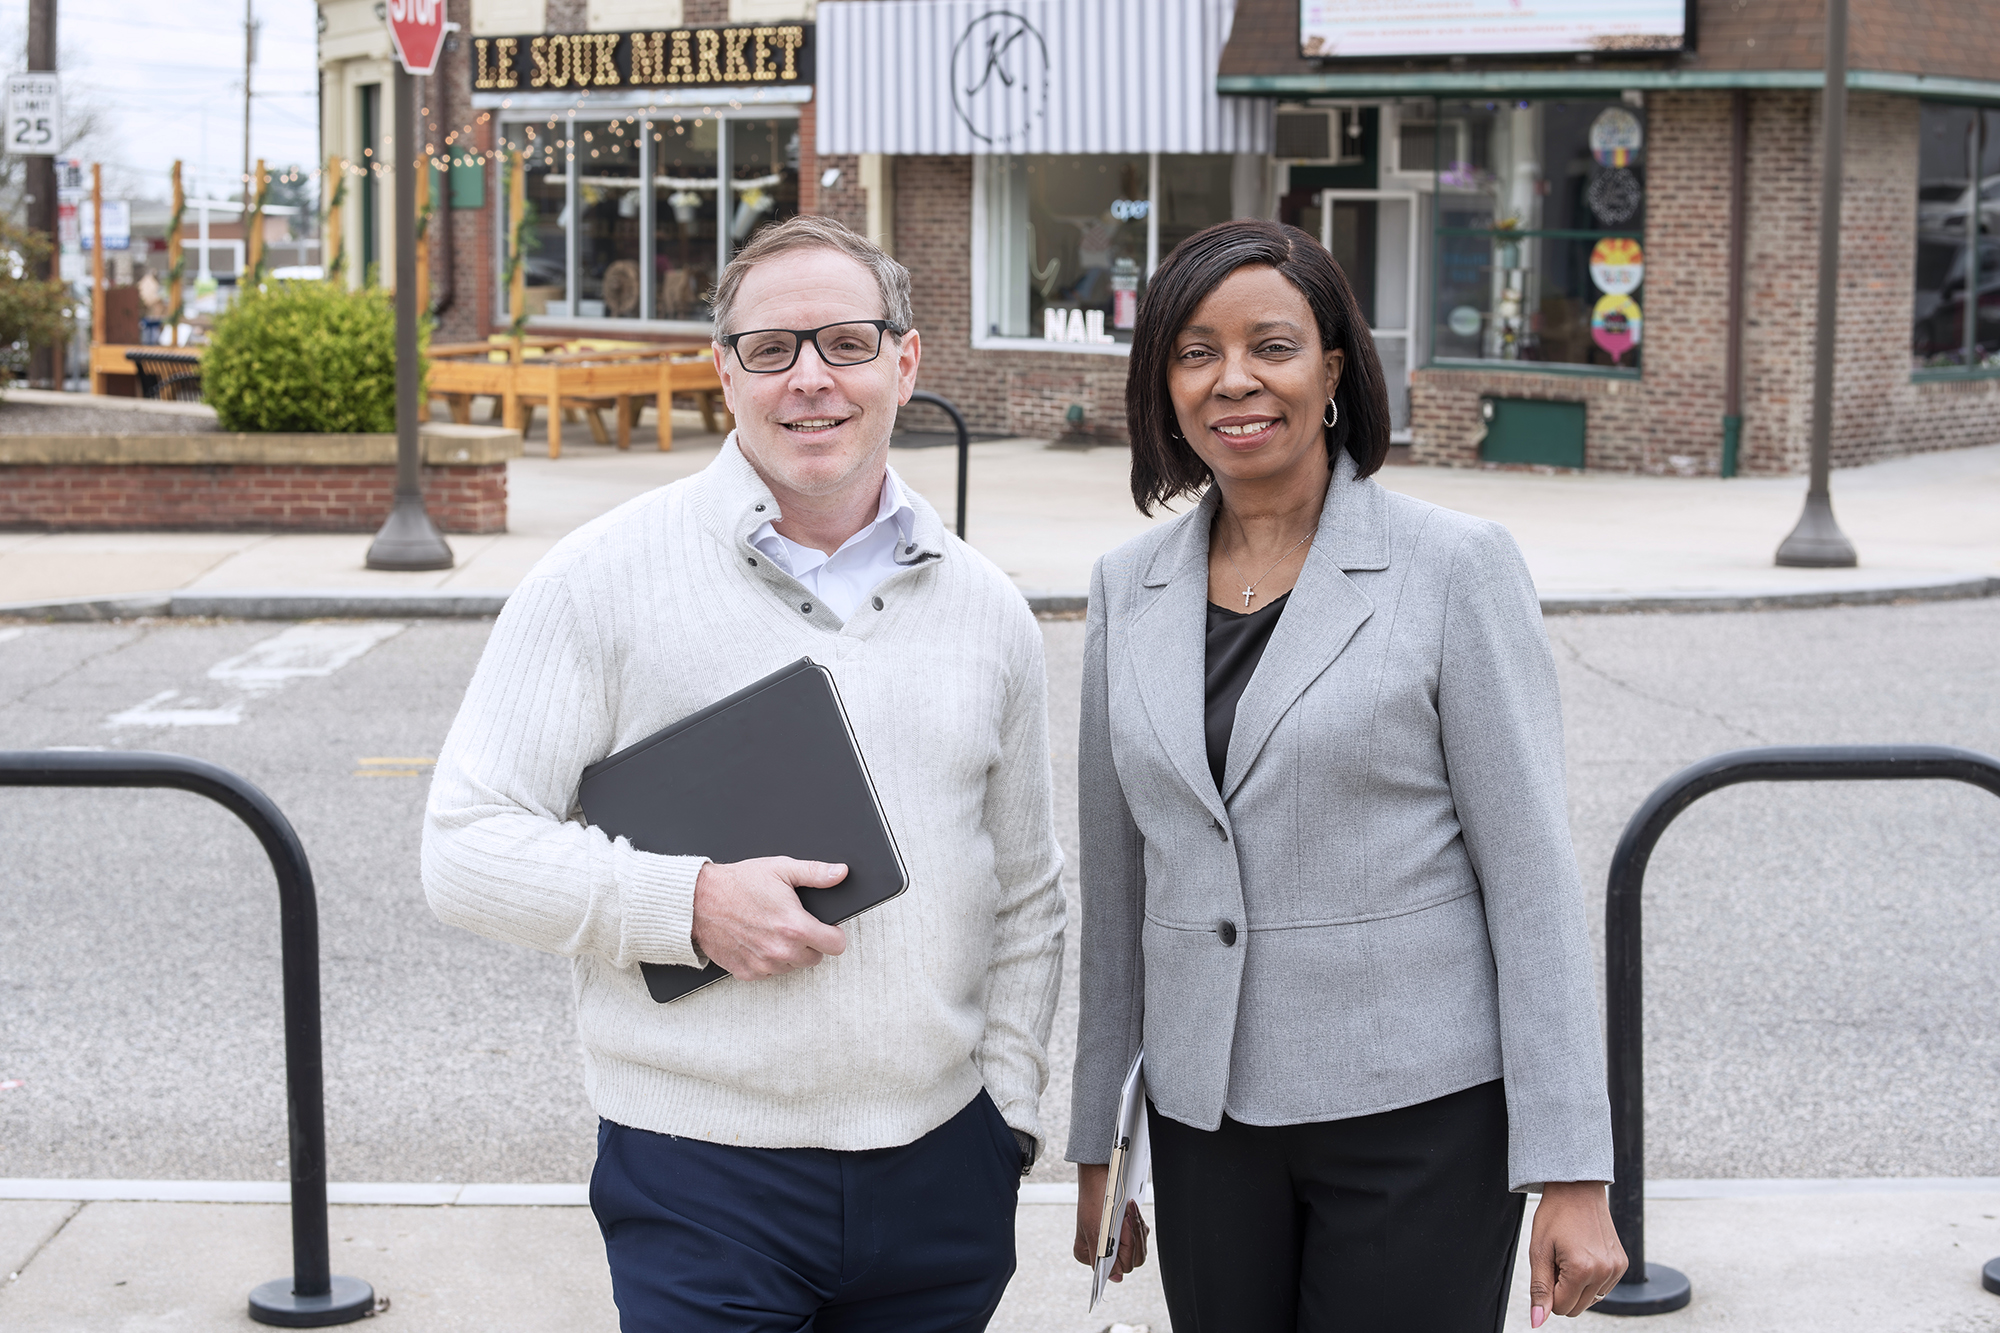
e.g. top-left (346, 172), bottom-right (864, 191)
top-left (1067, 451), bottom-right (1613, 1192)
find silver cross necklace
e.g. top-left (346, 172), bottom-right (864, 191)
top-left (1221, 518), bottom-right (1314, 610)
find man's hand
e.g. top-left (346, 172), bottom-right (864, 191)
top-left (1527, 1180), bottom-right (1628, 1325)
top-left (691, 858), bottom-right (849, 980)
top-left (1073, 1162), bottom-right (1149, 1281)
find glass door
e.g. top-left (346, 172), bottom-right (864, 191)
top-left (1322, 189), bottom-right (1420, 432)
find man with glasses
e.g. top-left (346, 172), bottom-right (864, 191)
top-left (424, 215), bottom-right (1064, 1332)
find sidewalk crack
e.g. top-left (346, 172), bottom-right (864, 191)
top-left (1550, 629), bottom-right (1767, 745)
top-left (2, 1199), bottom-right (85, 1292)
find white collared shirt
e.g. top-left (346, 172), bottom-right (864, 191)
top-left (749, 469), bottom-right (918, 622)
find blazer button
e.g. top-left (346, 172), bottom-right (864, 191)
top-left (1217, 920), bottom-right (1238, 947)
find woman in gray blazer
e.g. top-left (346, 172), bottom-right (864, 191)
top-left (1067, 219), bottom-right (1625, 1331)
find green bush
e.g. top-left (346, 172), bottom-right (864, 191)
top-left (203, 281), bottom-right (422, 432)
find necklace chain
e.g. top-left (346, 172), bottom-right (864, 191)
top-left (1222, 517), bottom-right (1313, 611)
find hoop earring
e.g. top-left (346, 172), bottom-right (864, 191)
top-left (1323, 398), bottom-right (1339, 429)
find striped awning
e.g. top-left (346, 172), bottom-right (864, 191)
top-left (816, 0), bottom-right (1273, 156)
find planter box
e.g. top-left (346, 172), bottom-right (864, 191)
top-left (0, 424), bottom-right (521, 533)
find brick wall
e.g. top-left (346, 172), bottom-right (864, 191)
top-left (432, 0), bottom-right (492, 345)
top-left (1411, 90), bottom-right (2000, 474)
top-left (891, 156), bottom-right (1134, 440)
top-left (0, 464), bottom-right (508, 534)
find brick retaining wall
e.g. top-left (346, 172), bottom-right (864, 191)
top-left (0, 462), bottom-right (507, 533)
top-left (0, 422), bottom-right (520, 533)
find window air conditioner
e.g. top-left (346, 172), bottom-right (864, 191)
top-left (1274, 108), bottom-right (1365, 165)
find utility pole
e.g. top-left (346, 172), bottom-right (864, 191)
top-left (26, 0), bottom-right (58, 389)
top-left (242, 0), bottom-right (255, 201)
top-left (1775, 0), bottom-right (1858, 567)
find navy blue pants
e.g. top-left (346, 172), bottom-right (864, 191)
top-left (591, 1091), bottom-right (1021, 1332)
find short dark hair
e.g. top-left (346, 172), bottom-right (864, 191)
top-left (1125, 219), bottom-right (1391, 515)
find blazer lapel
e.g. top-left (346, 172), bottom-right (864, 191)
top-left (1128, 492), bottom-right (1229, 825)
top-left (1221, 454), bottom-right (1391, 802)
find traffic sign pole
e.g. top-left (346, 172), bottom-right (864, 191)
top-left (364, 61), bottom-right (452, 571)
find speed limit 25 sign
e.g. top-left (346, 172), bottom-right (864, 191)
top-left (6, 74), bottom-right (62, 156)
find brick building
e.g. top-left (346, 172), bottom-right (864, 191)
top-left (318, 0), bottom-right (2000, 473)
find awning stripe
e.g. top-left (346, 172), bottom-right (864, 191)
top-left (817, 0), bottom-right (1273, 156)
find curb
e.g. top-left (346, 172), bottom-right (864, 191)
top-left (6, 1176), bottom-right (1996, 1207)
top-left (0, 589), bottom-right (512, 621)
top-left (2, 577), bottom-right (1993, 623)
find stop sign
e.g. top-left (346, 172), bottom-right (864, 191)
top-left (386, 0), bottom-right (448, 76)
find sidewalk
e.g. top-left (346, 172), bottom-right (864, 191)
top-left (2, 408), bottom-right (1996, 616)
top-left (4, 1180), bottom-right (1997, 1330)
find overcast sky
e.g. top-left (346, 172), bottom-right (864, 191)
top-left (3, 0), bottom-right (321, 203)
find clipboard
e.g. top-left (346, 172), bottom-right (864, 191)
top-left (1090, 1048), bottom-right (1151, 1312)
top-left (578, 657), bottom-right (908, 1003)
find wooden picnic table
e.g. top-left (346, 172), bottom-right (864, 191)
top-left (427, 342), bottom-right (726, 458)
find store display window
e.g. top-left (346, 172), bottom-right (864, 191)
top-left (652, 115), bottom-right (720, 321)
top-left (501, 121), bottom-right (570, 320)
top-left (979, 152), bottom-right (1236, 350)
top-left (577, 120), bottom-right (642, 319)
top-left (497, 108), bottom-right (800, 328)
top-left (1429, 97), bottom-right (1646, 373)
top-left (1912, 103), bottom-right (2000, 375)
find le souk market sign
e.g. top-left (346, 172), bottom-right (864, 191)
top-left (471, 23), bottom-right (814, 92)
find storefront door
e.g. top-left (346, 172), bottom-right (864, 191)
top-left (1320, 188), bottom-right (1419, 432)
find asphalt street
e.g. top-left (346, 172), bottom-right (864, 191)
top-left (0, 600), bottom-right (1996, 1188)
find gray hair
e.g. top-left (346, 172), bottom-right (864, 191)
top-left (708, 214), bottom-right (914, 339)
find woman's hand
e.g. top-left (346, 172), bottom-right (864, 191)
top-left (1527, 1180), bottom-right (1627, 1325)
top-left (1073, 1163), bottom-right (1150, 1281)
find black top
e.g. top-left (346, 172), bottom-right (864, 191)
top-left (1204, 592), bottom-right (1289, 791)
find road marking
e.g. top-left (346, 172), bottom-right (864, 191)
top-left (104, 622), bottom-right (407, 729)
top-left (354, 756), bottom-right (436, 778)
top-left (106, 690), bottom-right (245, 728)
top-left (207, 622), bottom-right (406, 692)
top-left (0, 627), bottom-right (29, 645)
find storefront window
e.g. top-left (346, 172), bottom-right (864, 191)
top-left (651, 114), bottom-right (719, 320)
top-left (1912, 103), bottom-right (2000, 374)
top-left (981, 153), bottom-right (1236, 349)
top-left (498, 108), bottom-right (799, 328)
top-left (728, 118), bottom-right (802, 257)
top-left (502, 121), bottom-right (570, 320)
top-left (577, 119), bottom-right (642, 319)
top-left (1430, 98), bottom-right (1646, 372)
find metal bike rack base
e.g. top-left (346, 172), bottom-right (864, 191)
top-left (250, 1275), bottom-right (378, 1327)
top-left (0, 750), bottom-right (375, 1326)
top-left (1602, 744), bottom-right (2000, 1316)
top-left (1597, 1262), bottom-right (1692, 1317)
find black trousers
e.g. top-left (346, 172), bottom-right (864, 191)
top-left (1150, 1079), bottom-right (1524, 1333)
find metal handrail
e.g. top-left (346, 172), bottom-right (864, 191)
top-left (0, 749), bottom-right (375, 1326)
top-left (906, 390), bottom-right (970, 539)
top-left (1601, 744), bottom-right (2000, 1315)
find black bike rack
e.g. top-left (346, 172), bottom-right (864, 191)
top-left (0, 750), bottom-right (375, 1327)
top-left (905, 390), bottom-right (970, 540)
top-left (1600, 744), bottom-right (2000, 1316)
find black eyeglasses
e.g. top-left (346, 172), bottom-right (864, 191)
top-left (720, 320), bottom-right (905, 374)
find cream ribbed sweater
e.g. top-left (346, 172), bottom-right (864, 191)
top-left (422, 439), bottom-right (1066, 1152)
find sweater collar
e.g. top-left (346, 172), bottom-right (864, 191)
top-left (701, 434), bottom-right (949, 570)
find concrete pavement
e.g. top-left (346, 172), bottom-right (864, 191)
top-left (2, 400), bottom-right (1996, 615)
top-left (5, 1181), bottom-right (1999, 1331)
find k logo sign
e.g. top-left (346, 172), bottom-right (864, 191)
top-left (950, 10), bottom-right (1048, 148)
top-left (386, 0), bottom-right (450, 77)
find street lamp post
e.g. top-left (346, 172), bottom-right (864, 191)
top-left (365, 63), bottom-right (453, 572)
top-left (1775, 0), bottom-right (1858, 567)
